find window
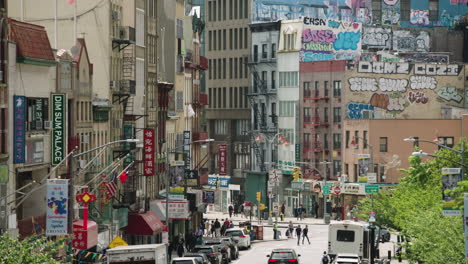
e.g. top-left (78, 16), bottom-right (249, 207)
top-left (271, 71), bottom-right (276, 89)
top-left (279, 101), bottom-right (295, 117)
top-left (213, 59), bottom-right (217, 79)
top-left (333, 134), bottom-right (341, 149)
top-left (26, 98), bottom-right (49, 131)
top-left (229, 29), bottom-right (233, 50)
top-left (218, 29), bottom-right (222, 50)
top-left (136, 8), bottom-right (146, 46)
top-left (279, 72), bottom-right (298, 87)
top-left (223, 30), bottom-right (227, 50)
top-left (208, 2), bottom-right (212, 21)
top-left (304, 133), bottom-right (311, 148)
top-left (223, 0), bottom-right (227, 20)
top-left (429, 0), bottom-right (439, 21)
top-left (223, 58), bottom-right (226, 79)
top-left (283, 33), bottom-right (296, 50)
top-left (234, 0), bottom-right (238, 19)
top-left (262, 44), bottom-right (267, 59)
top-left (223, 87), bottom-right (226, 108)
top-left (236, 120), bottom-right (250, 136)
top-left (229, 88), bottom-right (233, 108)
top-left (354, 131), bottom-right (359, 147)
top-left (209, 88), bottom-right (213, 108)
top-left (324, 81), bottom-right (329, 97)
top-left (234, 58), bottom-right (238, 79)
top-left (363, 131), bottom-right (368, 149)
top-left (244, 28), bottom-right (248, 49)
top-left (324, 107), bottom-right (329, 123)
top-left (229, 0), bottom-right (233, 19)
top-left (234, 28), bottom-right (238, 49)
top-left (229, 58), bottom-right (233, 79)
top-left (213, 88), bottom-right (217, 108)
top-left (234, 87), bottom-right (238, 108)
top-left (333, 81), bottom-right (342, 97)
top-left (303, 82), bottom-right (311, 97)
top-left (244, 0), bottom-right (248, 18)
top-left (345, 130), bottom-right (350, 148)
top-left (324, 134), bottom-right (329, 149)
top-left (244, 56), bottom-right (248, 77)
top-left (333, 160), bottom-right (341, 177)
top-left (262, 71), bottom-right (267, 83)
top-left (239, 58), bottom-right (243, 79)
top-left (380, 165), bottom-right (385, 180)
top-left (239, 85), bottom-right (243, 107)
top-left (209, 31), bottom-right (212, 51)
top-left (215, 120), bottom-right (228, 135)
top-left (271, 102), bottom-right (277, 124)
top-left (218, 87), bottom-right (222, 108)
top-left (0, 108), bottom-right (6, 153)
top-left (253, 45), bottom-right (258, 62)
top-left (239, 28), bottom-right (243, 50)
top-left (303, 107), bottom-right (311, 122)
top-left (438, 137), bottom-right (455, 148)
top-left (314, 81), bottom-right (319, 96)
top-left (213, 1), bottom-right (217, 21)
top-left (333, 107), bottom-right (341, 123)
top-left (380, 137), bottom-right (388, 152)
top-left (218, 58), bottom-right (222, 79)
top-left (271, 43), bottom-right (276, 59)
top-left (244, 87), bottom-right (249, 108)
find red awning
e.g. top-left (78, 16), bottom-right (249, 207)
top-left (126, 211), bottom-right (164, 236)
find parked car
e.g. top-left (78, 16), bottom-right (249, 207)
top-left (266, 248), bottom-right (300, 264)
top-left (219, 237), bottom-right (239, 260)
top-left (331, 253), bottom-right (362, 264)
top-left (192, 245), bottom-right (222, 264)
top-left (172, 257), bottom-right (202, 264)
top-left (224, 228), bottom-right (251, 250)
top-left (184, 252), bottom-right (210, 264)
top-left (203, 238), bottom-right (231, 263)
top-left (379, 227), bottom-right (391, 242)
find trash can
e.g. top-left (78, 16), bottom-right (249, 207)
top-left (324, 214), bottom-right (331, 224)
top-left (252, 225), bottom-right (264, 240)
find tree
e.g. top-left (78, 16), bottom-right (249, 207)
top-left (0, 234), bottom-right (68, 264)
top-left (356, 142), bottom-right (466, 263)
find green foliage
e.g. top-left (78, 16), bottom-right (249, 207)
top-left (356, 140), bottom-right (467, 263)
top-left (0, 234), bottom-right (68, 264)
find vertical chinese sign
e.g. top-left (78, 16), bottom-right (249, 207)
top-left (183, 131), bottom-right (191, 170)
top-left (218, 144), bottom-right (227, 176)
top-left (13, 96), bottom-right (26, 163)
top-left (144, 129), bottom-right (155, 176)
top-left (46, 179), bottom-right (69, 236)
top-left (52, 94), bottom-right (66, 165)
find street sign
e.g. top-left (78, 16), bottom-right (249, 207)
top-left (334, 186), bottom-right (341, 195)
top-left (369, 211), bottom-right (377, 223)
top-left (273, 202), bottom-right (279, 213)
top-left (292, 181), bottom-right (310, 191)
top-left (323, 185), bottom-right (330, 195)
top-left (442, 168), bottom-right (461, 175)
top-left (365, 184), bottom-right (379, 194)
top-left (367, 173), bottom-right (377, 184)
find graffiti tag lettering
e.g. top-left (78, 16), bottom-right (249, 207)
top-left (303, 17), bottom-right (326, 26)
top-left (410, 10), bottom-right (430, 26)
top-left (387, 97), bottom-right (406, 111)
top-left (379, 78), bottom-right (408, 92)
top-left (393, 31), bottom-right (429, 52)
top-left (408, 91), bottom-right (429, 104)
top-left (334, 31), bottom-right (361, 50)
top-left (438, 87), bottom-right (463, 103)
top-left (349, 77), bottom-right (378, 92)
top-left (409, 76), bottom-right (437, 90)
top-left (302, 29), bottom-right (337, 44)
top-left (414, 64), bottom-right (461, 76)
top-left (347, 103), bottom-right (375, 119)
top-left (370, 93), bottom-right (390, 109)
top-left (362, 28), bottom-right (392, 49)
top-left (358, 61), bottom-right (410, 74)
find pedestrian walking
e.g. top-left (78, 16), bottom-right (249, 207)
top-left (314, 201), bottom-right (319, 218)
top-left (234, 203), bottom-right (239, 217)
top-left (288, 221), bottom-right (294, 238)
top-left (210, 220), bottom-right (215, 237)
top-left (321, 251), bottom-right (331, 264)
top-left (214, 218), bottom-right (221, 237)
top-left (239, 203), bottom-right (244, 218)
top-left (205, 221), bottom-right (211, 236)
top-left (302, 225), bottom-right (310, 244)
top-left (273, 221), bottom-right (278, 240)
top-left (295, 225), bottom-right (302, 245)
top-left (332, 205), bottom-right (337, 220)
top-left (177, 239), bottom-right (185, 257)
top-left (281, 203), bottom-right (285, 216)
top-left (228, 204), bottom-right (234, 218)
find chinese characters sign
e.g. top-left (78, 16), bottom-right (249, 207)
top-left (183, 131), bottom-right (191, 170)
top-left (13, 96), bottom-right (26, 163)
top-left (208, 175), bottom-right (231, 188)
top-left (218, 144), bottom-right (227, 176)
top-left (144, 129), bottom-right (155, 176)
top-left (52, 94), bottom-right (66, 165)
top-left (46, 179), bottom-right (69, 236)
top-left (162, 201), bottom-right (189, 219)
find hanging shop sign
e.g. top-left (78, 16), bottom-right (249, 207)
top-left (52, 94), bottom-right (66, 165)
top-left (144, 129), bottom-right (155, 176)
top-left (208, 175), bottom-right (231, 188)
top-left (46, 179), bottom-right (69, 236)
top-left (13, 96), bottom-right (26, 164)
top-left (183, 131), bottom-right (191, 170)
top-left (442, 168), bottom-right (462, 216)
top-left (218, 144), bottom-right (227, 176)
top-left (203, 190), bottom-right (215, 204)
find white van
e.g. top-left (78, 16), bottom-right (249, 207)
top-left (328, 221), bottom-right (368, 259)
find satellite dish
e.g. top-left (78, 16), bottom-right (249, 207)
top-left (70, 45), bottom-right (79, 57)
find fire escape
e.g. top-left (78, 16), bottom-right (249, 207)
top-left (303, 86), bottom-right (330, 179)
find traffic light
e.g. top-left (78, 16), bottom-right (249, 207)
top-left (256, 192), bottom-right (261, 202)
top-left (293, 167), bottom-right (302, 181)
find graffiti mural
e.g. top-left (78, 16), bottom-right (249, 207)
top-left (382, 0), bottom-right (400, 25)
top-left (252, 0), bottom-right (373, 25)
top-left (362, 27), bottom-right (392, 49)
top-left (393, 30), bottom-right (429, 52)
top-left (345, 61), bottom-right (465, 119)
top-left (300, 18), bottom-right (362, 62)
top-left (410, 10), bottom-right (430, 26)
top-left (399, 53), bottom-right (449, 63)
top-left (438, 86), bottom-right (463, 103)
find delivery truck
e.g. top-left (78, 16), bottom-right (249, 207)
top-left (107, 244), bottom-right (167, 264)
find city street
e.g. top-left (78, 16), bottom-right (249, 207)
top-left (234, 224), bottom-right (328, 264)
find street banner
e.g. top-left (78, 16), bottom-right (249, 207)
top-left (203, 190), bottom-right (215, 204)
top-left (52, 94), bottom-right (66, 165)
top-left (358, 154), bottom-right (370, 183)
top-left (218, 144), bottom-right (227, 176)
top-left (46, 179), bottom-right (69, 236)
top-left (464, 193), bottom-right (468, 259)
top-left (183, 130), bottom-right (191, 171)
top-left (143, 129), bottom-right (155, 176)
top-left (442, 168), bottom-right (462, 216)
top-left (13, 96), bottom-right (26, 164)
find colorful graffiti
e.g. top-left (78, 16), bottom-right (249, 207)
top-left (349, 77), bottom-right (378, 92)
top-left (362, 27), bottom-right (392, 49)
top-left (408, 91), bottom-right (429, 104)
top-left (399, 53), bottom-right (449, 63)
top-left (252, 0), bottom-right (373, 25)
top-left (410, 10), bottom-right (430, 26)
top-left (347, 103), bottom-right (374, 119)
top-left (438, 86), bottom-right (463, 103)
top-left (409, 76), bottom-right (437, 90)
top-left (393, 30), bottom-right (429, 52)
top-left (357, 61), bottom-right (410, 74)
top-left (300, 19), bottom-right (362, 62)
top-left (382, 0), bottom-right (400, 25)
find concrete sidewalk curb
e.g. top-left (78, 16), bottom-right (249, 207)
top-left (251, 238), bottom-right (288, 244)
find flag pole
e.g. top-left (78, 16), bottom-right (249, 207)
top-left (54, 0), bottom-right (58, 49)
top-left (73, 0), bottom-right (77, 41)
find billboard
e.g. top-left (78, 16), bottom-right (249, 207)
top-left (46, 179), bottom-right (69, 236)
top-left (300, 18), bottom-right (362, 62)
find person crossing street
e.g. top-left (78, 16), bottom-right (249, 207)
top-left (295, 225), bottom-right (302, 245)
top-left (302, 225), bottom-right (310, 244)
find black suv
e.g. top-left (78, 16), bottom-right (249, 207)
top-left (266, 249), bottom-right (301, 264)
top-left (193, 245), bottom-right (222, 264)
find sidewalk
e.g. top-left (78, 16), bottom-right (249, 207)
top-left (378, 234), bottom-right (408, 264)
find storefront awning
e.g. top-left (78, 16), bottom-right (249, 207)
top-left (125, 211), bottom-right (164, 236)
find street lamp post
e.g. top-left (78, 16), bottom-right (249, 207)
top-left (320, 160), bottom-right (332, 224)
top-left (164, 138), bottom-right (214, 263)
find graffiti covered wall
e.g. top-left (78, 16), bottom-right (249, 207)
top-left (345, 61), bottom-right (465, 119)
top-left (252, 0), bottom-right (372, 25)
top-left (300, 18), bottom-right (362, 62)
top-left (382, 0), bottom-right (400, 26)
top-left (361, 27), bottom-right (430, 52)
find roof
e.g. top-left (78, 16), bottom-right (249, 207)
top-left (8, 19), bottom-right (55, 65)
top-left (74, 38), bottom-right (93, 74)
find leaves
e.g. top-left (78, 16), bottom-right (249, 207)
top-left (356, 140), bottom-right (467, 263)
top-left (0, 234), bottom-right (69, 264)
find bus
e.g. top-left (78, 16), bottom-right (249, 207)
top-left (327, 220), bottom-right (380, 260)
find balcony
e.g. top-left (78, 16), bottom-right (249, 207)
top-left (192, 132), bottom-right (209, 142)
